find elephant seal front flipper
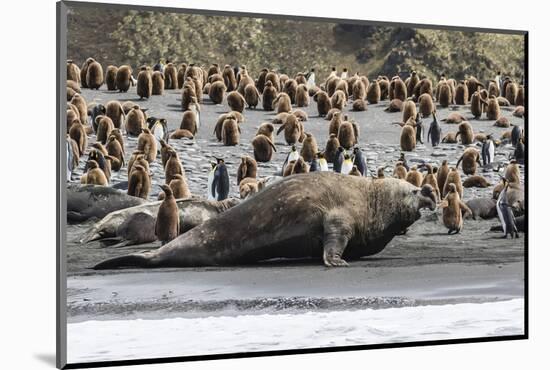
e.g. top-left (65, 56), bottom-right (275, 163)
top-left (322, 211), bottom-right (354, 267)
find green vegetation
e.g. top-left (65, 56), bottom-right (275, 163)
top-left (67, 6), bottom-right (524, 83)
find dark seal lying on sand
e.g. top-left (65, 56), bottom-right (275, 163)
top-left (94, 173), bottom-right (437, 269)
top-left (67, 184), bottom-right (146, 223)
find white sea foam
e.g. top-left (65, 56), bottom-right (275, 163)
top-left (68, 299), bottom-right (524, 363)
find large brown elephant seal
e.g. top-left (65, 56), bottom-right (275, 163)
top-left (94, 174), bottom-right (437, 269)
top-left (81, 197), bottom-right (239, 244)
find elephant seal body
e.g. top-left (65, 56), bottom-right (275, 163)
top-left (465, 198), bottom-right (497, 219)
top-left (94, 174), bottom-right (437, 269)
top-left (67, 184), bottom-right (147, 223)
top-left (82, 197), bottom-right (239, 243)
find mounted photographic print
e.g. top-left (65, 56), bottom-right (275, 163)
top-left (57, 1), bottom-right (527, 368)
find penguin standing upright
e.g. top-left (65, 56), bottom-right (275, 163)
top-left (399, 153), bottom-right (409, 171)
top-left (147, 117), bottom-right (169, 152)
top-left (481, 136), bottom-right (495, 166)
top-left (67, 138), bottom-right (75, 181)
top-left (333, 147), bottom-right (345, 173)
top-left (427, 111), bottom-right (442, 147)
top-left (282, 145), bottom-right (300, 175)
top-left (352, 147), bottom-right (367, 176)
top-left (306, 68), bottom-right (316, 89)
top-left (309, 156), bottom-right (320, 172)
top-left (208, 158), bottom-right (230, 201)
top-left (514, 139), bottom-right (525, 164)
top-left (511, 126), bottom-right (522, 147)
top-left (415, 113), bottom-right (424, 144)
top-left (318, 152), bottom-right (329, 171)
top-left (341, 154), bottom-right (354, 175)
top-left (496, 179), bottom-right (519, 238)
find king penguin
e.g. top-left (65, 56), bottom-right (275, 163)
top-left (282, 145), bottom-right (300, 174)
top-left (341, 154), bottom-right (354, 175)
top-left (482, 135), bottom-right (495, 166)
top-left (207, 158), bottom-right (230, 201)
top-left (352, 147), bottom-right (368, 176)
top-left (318, 152), bottom-right (329, 171)
top-left (427, 111), bottom-right (442, 147)
top-left (333, 147), bottom-right (345, 173)
top-left (496, 178), bottom-right (519, 239)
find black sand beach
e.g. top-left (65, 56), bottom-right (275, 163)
top-left (66, 85), bottom-right (525, 322)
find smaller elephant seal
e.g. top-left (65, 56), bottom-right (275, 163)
top-left (81, 197), bottom-right (240, 244)
top-left (463, 175), bottom-right (491, 188)
top-left (100, 212), bottom-right (157, 248)
top-left (156, 184), bottom-right (180, 245)
top-left (456, 147), bottom-right (481, 175)
top-left (441, 183), bottom-right (471, 234)
top-left (252, 134), bottom-right (277, 162)
top-left (465, 198), bottom-right (497, 220)
top-left (67, 184), bottom-right (146, 223)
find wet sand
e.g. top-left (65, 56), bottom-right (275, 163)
top-left (67, 85), bottom-right (525, 322)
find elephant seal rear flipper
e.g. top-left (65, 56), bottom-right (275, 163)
top-left (93, 253), bottom-right (158, 270)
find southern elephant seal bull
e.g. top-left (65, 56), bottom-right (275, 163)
top-left (67, 184), bottom-right (147, 223)
top-left (94, 173), bottom-right (437, 269)
top-left (81, 197), bottom-right (239, 244)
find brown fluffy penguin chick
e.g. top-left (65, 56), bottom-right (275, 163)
top-left (155, 184), bottom-right (180, 245)
top-left (137, 128), bottom-right (157, 163)
top-left (237, 156), bottom-right (258, 184)
top-left (443, 167), bottom-right (463, 199)
top-left (169, 174), bottom-right (191, 199)
top-left (394, 161), bottom-right (408, 179)
top-left (83, 160), bottom-right (108, 186)
top-left (106, 134), bottom-right (125, 171)
top-left (239, 177), bottom-right (260, 199)
top-left (128, 164), bottom-right (151, 199)
top-left (405, 166), bottom-right (423, 187)
top-left (164, 150), bottom-right (183, 185)
top-left (252, 134), bottom-right (277, 162)
top-left (441, 183), bottom-right (471, 234)
top-left (300, 133), bottom-right (318, 162)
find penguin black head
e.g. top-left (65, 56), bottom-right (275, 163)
top-left (337, 147), bottom-right (344, 153)
top-left (291, 145), bottom-right (297, 151)
top-left (344, 154), bottom-right (351, 160)
top-left (332, 67), bottom-right (336, 71)
top-left (353, 147), bottom-right (360, 155)
top-left (316, 151), bottom-right (324, 159)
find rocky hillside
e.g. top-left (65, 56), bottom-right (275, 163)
top-left (66, 6), bottom-right (525, 83)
